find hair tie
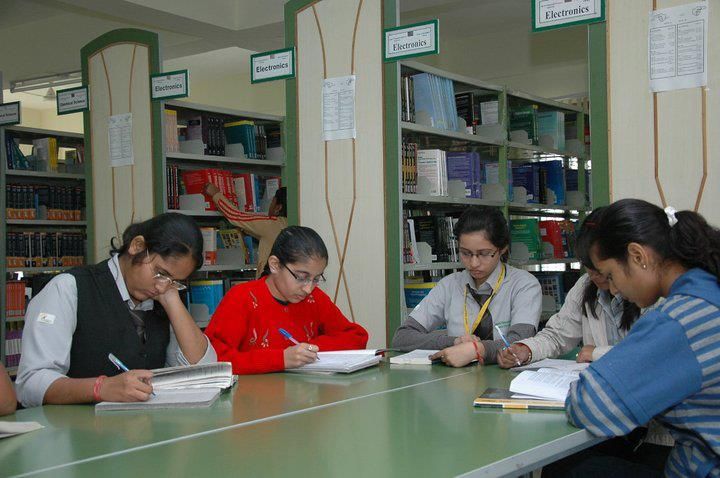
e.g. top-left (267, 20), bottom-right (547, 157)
top-left (664, 206), bottom-right (678, 227)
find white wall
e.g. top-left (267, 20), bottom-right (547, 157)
top-left (163, 47), bottom-right (285, 116)
top-left (608, 0), bottom-right (719, 222)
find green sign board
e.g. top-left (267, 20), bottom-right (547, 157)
top-left (150, 70), bottom-right (189, 100)
top-left (56, 86), bottom-right (89, 115)
top-left (0, 101), bottom-right (21, 126)
top-left (251, 48), bottom-right (295, 84)
top-left (383, 19), bottom-right (439, 62)
top-left (532, 0), bottom-right (605, 32)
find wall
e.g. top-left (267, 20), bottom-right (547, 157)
top-left (608, 0), bottom-right (718, 221)
top-left (163, 47), bottom-right (285, 116)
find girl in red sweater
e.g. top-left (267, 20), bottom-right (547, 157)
top-left (205, 226), bottom-right (369, 374)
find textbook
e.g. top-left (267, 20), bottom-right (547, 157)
top-left (96, 388), bottom-right (221, 412)
top-left (509, 368), bottom-right (580, 402)
top-left (290, 350), bottom-right (382, 374)
top-left (473, 388), bottom-right (565, 410)
top-left (150, 362), bottom-right (234, 390)
top-left (511, 358), bottom-right (589, 374)
top-left (389, 349), bottom-right (440, 365)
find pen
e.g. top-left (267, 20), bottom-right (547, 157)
top-left (494, 325), bottom-right (522, 367)
top-left (108, 353), bottom-right (155, 396)
top-left (278, 328), bottom-right (300, 345)
top-left (278, 328), bottom-right (319, 361)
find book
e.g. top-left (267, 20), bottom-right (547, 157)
top-left (290, 350), bottom-right (382, 374)
top-left (95, 388), bottom-right (221, 412)
top-left (509, 368), bottom-right (581, 402)
top-left (150, 362), bottom-right (234, 390)
top-left (473, 388), bottom-right (565, 410)
top-left (389, 349), bottom-right (440, 365)
top-left (511, 358), bottom-right (589, 374)
top-left (0, 421), bottom-right (44, 439)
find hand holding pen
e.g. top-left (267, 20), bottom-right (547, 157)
top-left (494, 326), bottom-right (522, 367)
top-left (279, 328), bottom-right (319, 369)
top-left (101, 353), bottom-right (155, 402)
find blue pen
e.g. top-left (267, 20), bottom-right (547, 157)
top-left (494, 325), bottom-right (522, 367)
top-left (278, 328), bottom-right (300, 345)
top-left (108, 353), bottom-right (155, 396)
top-left (278, 328), bottom-right (319, 361)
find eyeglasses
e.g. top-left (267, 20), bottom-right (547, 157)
top-left (282, 263), bottom-right (326, 286)
top-left (153, 272), bottom-right (187, 291)
top-left (459, 249), bottom-right (499, 261)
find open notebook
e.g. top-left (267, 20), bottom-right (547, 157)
top-left (96, 388), bottom-right (221, 412)
top-left (290, 350), bottom-right (382, 374)
top-left (509, 368), bottom-right (581, 402)
top-left (389, 350), bottom-right (440, 365)
top-left (511, 358), bottom-right (589, 374)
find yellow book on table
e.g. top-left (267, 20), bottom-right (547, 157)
top-left (473, 388), bottom-right (565, 410)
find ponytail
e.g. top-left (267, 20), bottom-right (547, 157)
top-left (591, 199), bottom-right (720, 283)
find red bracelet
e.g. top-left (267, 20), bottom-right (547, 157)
top-left (472, 341), bottom-right (484, 366)
top-left (93, 375), bottom-right (107, 402)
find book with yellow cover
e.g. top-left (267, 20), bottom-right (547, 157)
top-left (473, 388), bottom-right (565, 410)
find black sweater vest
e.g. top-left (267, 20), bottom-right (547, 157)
top-left (67, 260), bottom-right (169, 378)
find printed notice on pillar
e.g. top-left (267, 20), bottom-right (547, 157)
top-left (649, 1), bottom-right (708, 92)
top-left (108, 113), bottom-right (134, 167)
top-left (322, 75), bottom-right (356, 141)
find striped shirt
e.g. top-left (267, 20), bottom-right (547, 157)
top-left (566, 268), bottom-right (720, 477)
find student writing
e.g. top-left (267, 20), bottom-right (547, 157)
top-left (15, 213), bottom-right (217, 407)
top-left (204, 182), bottom-right (287, 278)
top-left (565, 199), bottom-right (720, 477)
top-left (392, 206), bottom-right (542, 367)
top-left (205, 226), bottom-right (369, 374)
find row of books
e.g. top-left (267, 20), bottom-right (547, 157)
top-left (224, 121), bottom-right (273, 160)
top-left (169, 166), bottom-right (281, 214)
top-left (6, 232), bottom-right (85, 268)
top-left (402, 145), bottom-right (501, 199)
top-left (403, 210), bottom-right (460, 264)
top-left (511, 161), bottom-right (565, 205)
top-left (4, 322), bottom-right (23, 368)
top-left (509, 105), bottom-right (567, 150)
top-left (6, 280), bottom-right (26, 318)
top-left (185, 113), bottom-right (228, 157)
top-left (411, 72), bottom-right (460, 131)
top-left (6, 184), bottom-right (84, 221)
top-left (510, 219), bottom-right (576, 262)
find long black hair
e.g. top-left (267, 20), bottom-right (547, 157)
top-left (453, 206), bottom-right (509, 260)
top-left (110, 213), bottom-right (204, 271)
top-left (589, 199), bottom-right (720, 283)
top-left (261, 226), bottom-right (329, 276)
top-left (576, 207), bottom-right (640, 331)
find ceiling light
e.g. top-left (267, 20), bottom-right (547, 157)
top-left (10, 71), bottom-right (82, 94)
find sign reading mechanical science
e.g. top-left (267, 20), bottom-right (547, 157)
top-left (251, 48), bottom-right (295, 84)
top-left (383, 20), bottom-right (439, 62)
top-left (532, 0), bottom-right (605, 32)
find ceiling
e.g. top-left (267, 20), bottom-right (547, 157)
top-left (0, 0), bottom-right (533, 91)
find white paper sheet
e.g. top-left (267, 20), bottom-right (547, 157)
top-left (108, 113), bottom-right (134, 167)
top-left (0, 421), bottom-right (44, 439)
top-left (322, 75), bottom-right (356, 141)
top-left (649, 1), bottom-right (708, 92)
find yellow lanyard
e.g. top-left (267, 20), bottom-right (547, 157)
top-left (463, 264), bottom-right (506, 336)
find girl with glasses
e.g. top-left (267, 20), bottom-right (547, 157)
top-left (562, 199), bottom-right (720, 477)
top-left (16, 213), bottom-right (217, 407)
top-left (205, 226), bottom-right (369, 374)
top-left (392, 206), bottom-right (542, 367)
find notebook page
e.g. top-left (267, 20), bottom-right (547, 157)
top-left (509, 369), bottom-right (580, 402)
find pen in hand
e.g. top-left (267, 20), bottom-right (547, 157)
top-left (108, 353), bottom-right (156, 396)
top-left (278, 328), bottom-right (319, 361)
top-left (494, 325), bottom-right (522, 367)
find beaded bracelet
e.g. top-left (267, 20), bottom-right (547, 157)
top-left (93, 375), bottom-right (107, 402)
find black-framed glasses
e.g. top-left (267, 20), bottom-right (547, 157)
top-left (282, 263), bottom-right (326, 286)
top-left (459, 248), bottom-right (499, 261)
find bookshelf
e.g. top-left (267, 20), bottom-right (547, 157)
top-left (160, 100), bottom-right (285, 326)
top-left (0, 125), bottom-right (87, 375)
top-left (390, 60), bottom-right (591, 332)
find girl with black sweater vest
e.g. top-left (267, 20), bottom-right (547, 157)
top-left (16, 213), bottom-right (216, 407)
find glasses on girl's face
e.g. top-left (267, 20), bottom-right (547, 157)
top-left (152, 272), bottom-right (187, 291)
top-left (282, 263), bottom-right (326, 286)
top-left (459, 249), bottom-right (499, 261)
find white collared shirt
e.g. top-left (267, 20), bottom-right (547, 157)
top-left (409, 261), bottom-right (542, 338)
top-left (16, 255), bottom-right (216, 408)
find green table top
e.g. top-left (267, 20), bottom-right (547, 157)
top-left (1, 364), bottom-right (599, 478)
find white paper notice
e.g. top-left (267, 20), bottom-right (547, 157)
top-left (322, 75), bottom-right (356, 141)
top-left (108, 113), bottom-right (134, 167)
top-left (649, 1), bottom-right (708, 92)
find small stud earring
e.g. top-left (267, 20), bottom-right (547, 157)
top-left (642, 264), bottom-right (647, 270)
